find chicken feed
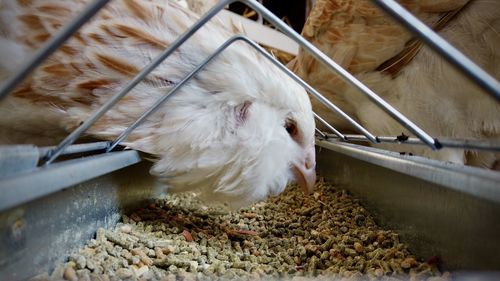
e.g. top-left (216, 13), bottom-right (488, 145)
top-left (35, 179), bottom-right (449, 281)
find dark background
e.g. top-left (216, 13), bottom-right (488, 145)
top-left (228, 0), bottom-right (309, 33)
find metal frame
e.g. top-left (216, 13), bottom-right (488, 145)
top-left (0, 150), bottom-right (141, 212)
top-left (0, 0), bottom-right (499, 210)
top-left (315, 140), bottom-right (500, 271)
top-left (0, 161), bottom-right (164, 281)
top-left (324, 134), bottom-right (500, 152)
top-left (317, 139), bottom-right (500, 204)
top-left (0, 0), bottom-right (500, 277)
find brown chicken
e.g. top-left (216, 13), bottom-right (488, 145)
top-left (289, 0), bottom-right (500, 168)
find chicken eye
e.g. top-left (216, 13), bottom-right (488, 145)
top-left (285, 119), bottom-right (298, 137)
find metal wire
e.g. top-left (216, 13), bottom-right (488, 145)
top-left (238, 37), bottom-right (379, 143)
top-left (1, 0), bottom-right (498, 165)
top-left (0, 0), bottom-right (111, 100)
top-left (324, 133), bottom-right (500, 152)
top-left (315, 128), bottom-right (327, 139)
top-left (372, 0), bottom-right (500, 101)
top-left (238, 0), bottom-right (439, 149)
top-left (43, 0), bottom-right (379, 163)
top-left (38, 141), bottom-right (111, 159)
top-left (42, 0), bottom-right (231, 164)
top-left (107, 35), bottom-right (370, 152)
top-left (1, 0), bottom-right (499, 227)
top-left (313, 113), bottom-right (346, 141)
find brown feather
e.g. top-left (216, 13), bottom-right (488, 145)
top-left (37, 4), bottom-right (72, 17)
top-left (123, 0), bottom-right (152, 22)
top-left (41, 63), bottom-right (72, 76)
top-left (76, 79), bottom-right (116, 91)
top-left (16, 0), bottom-right (33, 7)
top-left (12, 83), bottom-right (71, 106)
top-left (95, 53), bottom-right (140, 76)
top-left (377, 3), bottom-right (469, 76)
top-left (88, 32), bottom-right (108, 45)
top-left (59, 45), bottom-right (79, 56)
top-left (114, 23), bottom-right (168, 49)
top-left (100, 24), bottom-right (126, 39)
top-left (17, 14), bottom-right (43, 29)
top-left (33, 33), bottom-right (51, 43)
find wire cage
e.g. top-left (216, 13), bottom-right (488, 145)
top-left (0, 0), bottom-right (499, 279)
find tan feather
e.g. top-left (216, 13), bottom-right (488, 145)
top-left (123, 0), bottom-right (153, 22)
top-left (95, 53), bottom-right (140, 76)
top-left (290, 0), bottom-right (500, 168)
top-left (377, 3), bottom-right (468, 76)
top-left (17, 14), bottom-right (42, 29)
top-left (114, 23), bottom-right (168, 49)
top-left (36, 3), bottom-right (72, 17)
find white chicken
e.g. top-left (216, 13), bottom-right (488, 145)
top-left (0, 0), bottom-right (316, 207)
top-left (289, 0), bottom-right (500, 168)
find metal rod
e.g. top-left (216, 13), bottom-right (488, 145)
top-left (238, 38), bottom-right (379, 143)
top-left (256, 0), bottom-right (264, 24)
top-left (239, 0), bottom-right (439, 149)
top-left (313, 113), bottom-right (345, 140)
top-left (43, 0), bottom-right (233, 164)
top-left (37, 0), bottom-right (431, 163)
top-left (0, 150), bottom-right (141, 212)
top-left (372, 0), bottom-right (500, 101)
top-left (315, 128), bottom-right (327, 139)
top-left (0, 0), bottom-right (111, 100)
top-left (107, 35), bottom-right (377, 151)
top-left (324, 133), bottom-right (500, 152)
top-left (38, 141), bottom-right (110, 159)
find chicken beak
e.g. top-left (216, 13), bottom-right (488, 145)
top-left (292, 145), bottom-right (316, 194)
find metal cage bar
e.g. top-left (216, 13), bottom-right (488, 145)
top-left (0, 0), bottom-right (111, 100)
top-left (2, 0), bottom-right (442, 166)
top-left (106, 35), bottom-right (364, 152)
top-left (372, 0), bottom-right (500, 101)
top-left (41, 0), bottom-right (233, 164)
top-left (326, 134), bottom-right (500, 152)
top-left (313, 113), bottom-right (345, 140)
top-left (238, 0), bottom-right (439, 149)
top-left (0, 0), bottom-right (498, 166)
top-left (42, 0), bottom-right (442, 164)
top-left (0, 1), bottom-right (499, 276)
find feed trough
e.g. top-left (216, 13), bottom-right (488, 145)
top-left (0, 0), bottom-right (499, 280)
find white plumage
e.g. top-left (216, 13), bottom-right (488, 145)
top-left (0, 0), bottom-right (316, 207)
